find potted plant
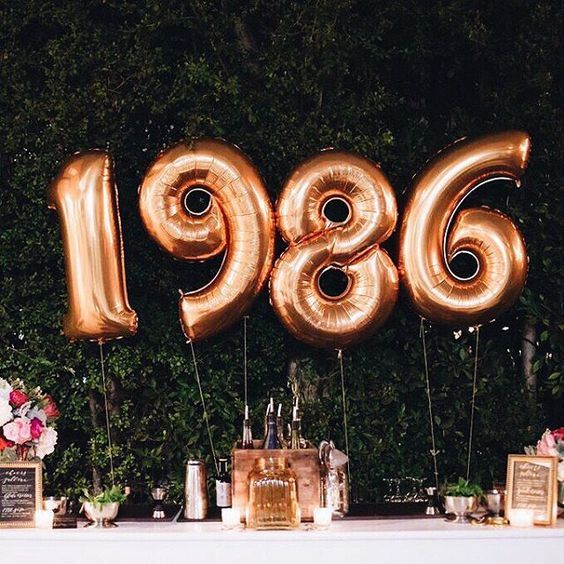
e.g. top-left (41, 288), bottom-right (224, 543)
top-left (444, 478), bottom-right (483, 523)
top-left (81, 486), bottom-right (126, 528)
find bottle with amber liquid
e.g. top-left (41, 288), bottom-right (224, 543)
top-left (290, 404), bottom-right (302, 449)
top-left (276, 403), bottom-right (287, 448)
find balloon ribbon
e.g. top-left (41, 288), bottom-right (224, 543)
top-left (98, 343), bottom-right (115, 486)
top-left (420, 319), bottom-right (440, 490)
top-left (188, 340), bottom-right (219, 474)
top-left (337, 349), bottom-right (352, 494)
top-left (466, 327), bottom-right (480, 481)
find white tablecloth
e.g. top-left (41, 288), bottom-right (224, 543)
top-left (1, 517), bottom-right (562, 564)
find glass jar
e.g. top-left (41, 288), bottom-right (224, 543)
top-left (246, 457), bottom-right (300, 529)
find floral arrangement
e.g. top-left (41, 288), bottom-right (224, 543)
top-left (0, 377), bottom-right (60, 461)
top-left (525, 428), bottom-right (564, 482)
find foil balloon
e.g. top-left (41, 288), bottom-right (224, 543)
top-left (270, 150), bottom-right (399, 349)
top-left (139, 139), bottom-right (275, 342)
top-left (398, 130), bottom-right (530, 326)
top-left (48, 150), bottom-right (138, 342)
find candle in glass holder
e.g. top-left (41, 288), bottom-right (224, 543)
top-left (35, 509), bottom-right (54, 529)
top-left (313, 507), bottom-right (332, 530)
top-left (221, 507), bottom-right (241, 529)
top-left (509, 509), bottom-right (535, 527)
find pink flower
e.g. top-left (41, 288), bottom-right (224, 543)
top-left (9, 390), bottom-right (28, 408)
top-left (43, 395), bottom-right (60, 420)
top-left (35, 427), bottom-right (57, 459)
top-left (2, 417), bottom-right (32, 445)
top-left (30, 417), bottom-right (44, 440)
top-left (536, 429), bottom-right (558, 457)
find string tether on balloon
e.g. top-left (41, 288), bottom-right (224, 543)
top-left (419, 319), bottom-right (440, 490)
top-left (466, 326), bottom-right (480, 481)
top-left (188, 339), bottom-right (219, 475)
top-left (98, 343), bottom-right (115, 486)
top-left (337, 349), bottom-right (352, 494)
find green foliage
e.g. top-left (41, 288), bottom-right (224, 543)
top-left (445, 478), bottom-right (483, 498)
top-left (0, 1), bottom-right (562, 503)
top-left (80, 485), bottom-right (126, 506)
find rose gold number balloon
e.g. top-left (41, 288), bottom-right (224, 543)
top-left (48, 151), bottom-right (138, 342)
top-left (399, 131), bottom-right (530, 326)
top-left (139, 139), bottom-right (275, 342)
top-left (270, 150), bottom-right (398, 349)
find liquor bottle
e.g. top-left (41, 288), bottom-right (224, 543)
top-left (215, 457), bottom-right (232, 508)
top-left (276, 403), bottom-right (287, 448)
top-left (263, 397), bottom-right (273, 437)
top-left (262, 398), bottom-right (281, 449)
top-left (242, 404), bottom-right (254, 449)
top-left (290, 403), bottom-right (302, 450)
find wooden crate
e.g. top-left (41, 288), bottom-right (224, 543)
top-left (231, 441), bottom-right (321, 521)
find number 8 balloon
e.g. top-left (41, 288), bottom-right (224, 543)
top-left (399, 131), bottom-right (530, 326)
top-left (139, 139), bottom-right (275, 342)
top-left (270, 150), bottom-right (399, 349)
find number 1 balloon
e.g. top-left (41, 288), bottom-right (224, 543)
top-left (48, 151), bottom-right (138, 342)
top-left (139, 139), bottom-right (275, 342)
top-left (399, 130), bottom-right (530, 327)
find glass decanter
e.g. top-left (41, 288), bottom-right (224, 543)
top-left (246, 457), bottom-right (300, 530)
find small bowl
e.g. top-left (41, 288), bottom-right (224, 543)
top-left (444, 495), bottom-right (476, 523)
top-left (83, 501), bottom-right (120, 528)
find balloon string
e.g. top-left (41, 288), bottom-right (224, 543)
top-left (420, 319), bottom-right (439, 490)
top-left (188, 340), bottom-right (219, 475)
top-left (98, 343), bottom-right (115, 487)
top-left (466, 327), bottom-right (480, 481)
top-left (337, 349), bottom-right (352, 494)
top-left (243, 316), bottom-right (248, 408)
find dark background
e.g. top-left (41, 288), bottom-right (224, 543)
top-left (1, 0), bottom-right (562, 502)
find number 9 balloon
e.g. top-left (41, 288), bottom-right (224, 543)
top-left (139, 139), bottom-right (275, 342)
top-left (270, 150), bottom-right (398, 349)
top-left (399, 131), bottom-right (530, 327)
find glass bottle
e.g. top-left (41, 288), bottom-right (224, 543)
top-left (242, 405), bottom-right (254, 449)
top-left (246, 457), bottom-right (300, 530)
top-left (262, 401), bottom-right (281, 449)
top-left (290, 405), bottom-right (301, 449)
top-left (276, 403), bottom-right (287, 448)
top-left (215, 458), bottom-right (232, 508)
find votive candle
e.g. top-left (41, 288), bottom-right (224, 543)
top-left (35, 509), bottom-right (54, 529)
top-left (313, 507), bottom-right (332, 529)
top-left (221, 507), bottom-right (241, 529)
top-left (509, 509), bottom-right (535, 527)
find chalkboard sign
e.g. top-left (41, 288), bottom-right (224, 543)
top-left (0, 461), bottom-right (42, 528)
top-left (506, 455), bottom-right (558, 526)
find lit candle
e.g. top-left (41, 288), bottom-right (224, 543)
top-left (313, 507), bottom-right (332, 530)
top-left (221, 507), bottom-right (242, 529)
top-left (35, 509), bottom-right (54, 529)
top-left (509, 509), bottom-right (535, 527)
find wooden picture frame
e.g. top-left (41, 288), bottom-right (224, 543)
top-left (0, 460), bottom-right (43, 528)
top-left (505, 454), bottom-right (558, 526)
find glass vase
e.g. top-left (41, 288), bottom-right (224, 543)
top-left (246, 457), bottom-right (300, 530)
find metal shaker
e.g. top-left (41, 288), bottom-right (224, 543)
top-left (184, 460), bottom-right (208, 520)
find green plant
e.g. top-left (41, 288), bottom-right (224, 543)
top-left (445, 478), bottom-right (483, 498)
top-left (80, 485), bottom-right (126, 506)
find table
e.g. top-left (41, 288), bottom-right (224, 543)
top-left (1, 518), bottom-right (562, 564)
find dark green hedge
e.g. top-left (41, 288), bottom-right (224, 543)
top-left (1, 0), bottom-right (562, 501)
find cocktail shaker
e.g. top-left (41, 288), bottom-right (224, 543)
top-left (184, 460), bottom-right (208, 520)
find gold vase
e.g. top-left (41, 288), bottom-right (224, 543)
top-left (246, 457), bottom-right (300, 530)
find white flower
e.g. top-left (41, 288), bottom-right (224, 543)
top-left (27, 406), bottom-right (47, 425)
top-left (13, 401), bottom-right (31, 418)
top-left (35, 427), bottom-right (58, 459)
top-left (0, 398), bottom-right (12, 426)
top-left (0, 378), bottom-right (12, 401)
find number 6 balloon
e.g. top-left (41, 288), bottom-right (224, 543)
top-left (139, 139), bottom-right (275, 342)
top-left (399, 131), bottom-right (530, 327)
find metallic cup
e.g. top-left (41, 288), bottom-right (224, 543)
top-left (486, 490), bottom-right (501, 517)
top-left (184, 460), bottom-right (208, 520)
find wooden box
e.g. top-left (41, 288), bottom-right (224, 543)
top-left (231, 441), bottom-right (321, 521)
